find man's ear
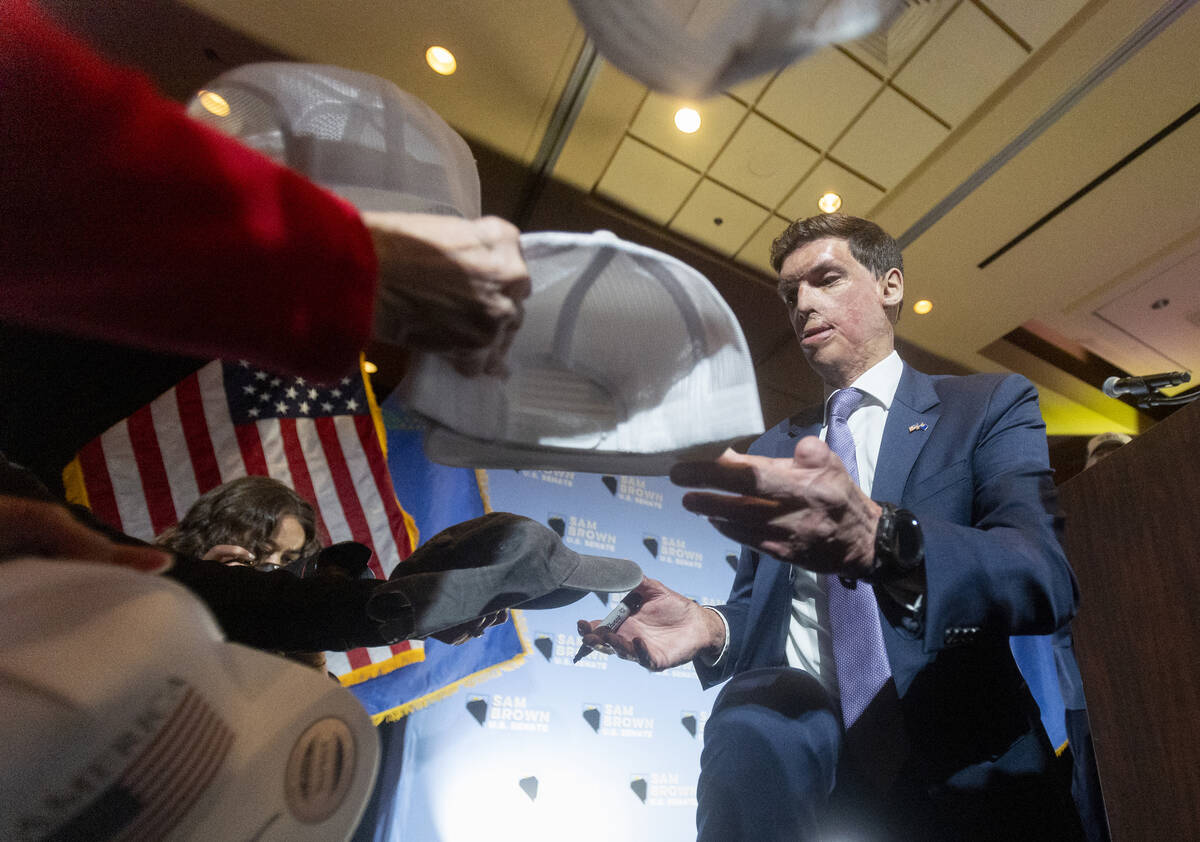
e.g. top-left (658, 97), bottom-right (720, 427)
top-left (879, 267), bottom-right (904, 308)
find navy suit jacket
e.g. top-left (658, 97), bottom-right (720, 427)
top-left (696, 364), bottom-right (1079, 784)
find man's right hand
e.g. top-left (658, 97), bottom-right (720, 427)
top-left (576, 577), bottom-right (726, 672)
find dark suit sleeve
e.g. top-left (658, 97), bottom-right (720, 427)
top-left (694, 544), bottom-right (758, 688)
top-left (917, 374), bottom-right (1078, 653)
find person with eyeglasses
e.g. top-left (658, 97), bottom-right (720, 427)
top-left (156, 476), bottom-right (320, 574)
top-left (155, 476), bottom-right (330, 667)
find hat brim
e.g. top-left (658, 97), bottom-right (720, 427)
top-left (516, 552), bottom-right (644, 610)
top-left (421, 421), bottom-right (748, 476)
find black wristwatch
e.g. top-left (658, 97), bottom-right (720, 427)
top-left (868, 502), bottom-right (924, 583)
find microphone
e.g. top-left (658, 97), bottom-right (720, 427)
top-left (1102, 370), bottom-right (1190, 398)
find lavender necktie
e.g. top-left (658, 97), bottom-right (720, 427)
top-left (824, 388), bottom-right (891, 728)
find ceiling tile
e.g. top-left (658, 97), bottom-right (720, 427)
top-left (553, 62), bottom-right (647, 191)
top-left (628, 92), bottom-right (748, 171)
top-left (982, 0), bottom-right (1091, 49)
top-left (670, 179), bottom-right (771, 256)
top-left (830, 87), bottom-right (948, 188)
top-left (725, 70), bottom-right (776, 105)
top-left (756, 48), bottom-right (883, 149)
top-left (595, 137), bottom-right (699, 225)
top-left (893, 1), bottom-right (1028, 126)
top-left (1095, 247), bottom-right (1200, 379)
top-left (779, 158), bottom-right (885, 220)
top-left (736, 215), bottom-right (793, 276)
top-left (844, 0), bottom-right (957, 78)
top-left (708, 113), bottom-right (819, 208)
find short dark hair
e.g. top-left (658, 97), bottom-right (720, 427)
top-left (770, 214), bottom-right (902, 275)
top-left (157, 476), bottom-right (320, 560)
top-left (770, 214), bottom-right (904, 323)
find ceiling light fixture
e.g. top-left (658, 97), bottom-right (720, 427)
top-left (674, 107), bottom-right (701, 134)
top-left (425, 46), bottom-right (457, 76)
top-left (197, 90), bottom-right (230, 117)
top-left (817, 192), bottom-right (842, 213)
top-left (913, 299), bottom-right (933, 315)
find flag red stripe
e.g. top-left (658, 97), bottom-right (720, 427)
top-left (355, 415), bottom-right (412, 559)
top-left (173, 373), bottom-right (222, 494)
top-left (316, 416), bottom-right (378, 673)
top-left (235, 424), bottom-right (268, 477)
top-left (314, 417), bottom-right (374, 548)
top-left (345, 646), bottom-right (373, 671)
top-left (125, 405), bottom-right (177, 535)
top-left (77, 437), bottom-right (122, 530)
top-left (278, 419), bottom-right (330, 547)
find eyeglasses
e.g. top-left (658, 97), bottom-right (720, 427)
top-left (221, 557), bottom-right (284, 574)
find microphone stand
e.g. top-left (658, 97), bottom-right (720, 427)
top-left (1135, 386), bottom-right (1199, 408)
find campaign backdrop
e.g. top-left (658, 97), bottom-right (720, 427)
top-left (389, 466), bottom-right (740, 842)
top-left (379, 464), bottom-right (1070, 842)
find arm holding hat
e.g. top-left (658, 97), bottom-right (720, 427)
top-left (0, 0), bottom-right (527, 382)
top-left (363, 211), bottom-right (530, 378)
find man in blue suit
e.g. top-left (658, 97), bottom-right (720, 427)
top-left (580, 214), bottom-right (1084, 840)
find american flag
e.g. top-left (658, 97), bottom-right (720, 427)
top-left (67, 358), bottom-right (423, 681)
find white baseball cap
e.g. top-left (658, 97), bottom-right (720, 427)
top-left (400, 230), bottom-right (764, 475)
top-left (187, 62), bottom-right (480, 217)
top-left (0, 560), bottom-right (379, 842)
top-left (568, 0), bottom-right (903, 97)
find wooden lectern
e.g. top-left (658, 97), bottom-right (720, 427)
top-left (1058, 399), bottom-right (1200, 839)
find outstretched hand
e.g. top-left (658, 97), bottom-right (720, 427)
top-left (670, 439), bottom-right (881, 577)
top-left (577, 578), bottom-right (725, 672)
top-left (0, 496), bottom-right (172, 573)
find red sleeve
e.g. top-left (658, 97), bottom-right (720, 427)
top-left (0, 0), bottom-right (378, 383)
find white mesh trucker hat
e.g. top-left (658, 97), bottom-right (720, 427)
top-left (568, 0), bottom-right (903, 97)
top-left (401, 231), bottom-right (765, 475)
top-left (0, 560), bottom-right (379, 842)
top-left (187, 62), bottom-right (480, 217)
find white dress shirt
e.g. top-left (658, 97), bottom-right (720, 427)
top-left (785, 351), bottom-right (902, 695)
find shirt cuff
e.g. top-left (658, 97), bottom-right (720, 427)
top-left (697, 606), bottom-right (730, 667)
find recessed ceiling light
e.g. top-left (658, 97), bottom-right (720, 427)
top-left (425, 45), bottom-right (457, 75)
top-left (817, 192), bottom-right (842, 213)
top-left (674, 107), bottom-right (701, 134)
top-left (197, 90), bottom-right (230, 117)
top-left (913, 299), bottom-right (933, 315)
top-left (363, 360), bottom-right (379, 374)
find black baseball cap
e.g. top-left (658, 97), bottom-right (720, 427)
top-left (366, 512), bottom-right (643, 639)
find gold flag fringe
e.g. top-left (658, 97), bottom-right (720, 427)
top-left (367, 609), bottom-right (533, 725)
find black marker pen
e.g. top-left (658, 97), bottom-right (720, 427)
top-left (573, 591), bottom-right (644, 662)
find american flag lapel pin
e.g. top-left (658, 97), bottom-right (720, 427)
top-left (908, 422), bottom-right (928, 433)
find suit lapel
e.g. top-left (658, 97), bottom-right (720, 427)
top-left (872, 365), bottom-right (941, 504)
top-left (785, 405), bottom-right (823, 446)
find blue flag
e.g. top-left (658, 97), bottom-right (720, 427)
top-left (348, 399), bottom-right (529, 723)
